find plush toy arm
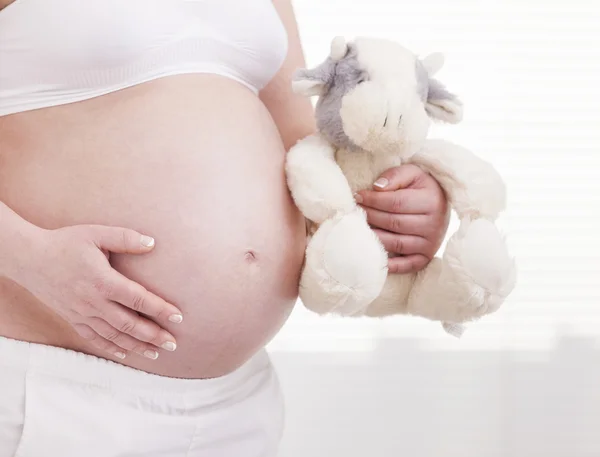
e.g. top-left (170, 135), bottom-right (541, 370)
top-left (410, 139), bottom-right (507, 220)
top-left (285, 132), bottom-right (356, 224)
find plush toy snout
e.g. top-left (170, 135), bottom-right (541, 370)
top-left (339, 81), bottom-right (432, 157)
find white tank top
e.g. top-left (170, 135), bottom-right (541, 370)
top-left (0, 0), bottom-right (289, 117)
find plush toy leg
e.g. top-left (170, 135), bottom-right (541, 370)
top-left (298, 209), bottom-right (389, 316)
top-left (366, 217), bottom-right (516, 326)
top-left (411, 217), bottom-right (516, 323)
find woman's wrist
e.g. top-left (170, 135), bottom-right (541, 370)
top-left (0, 201), bottom-right (48, 283)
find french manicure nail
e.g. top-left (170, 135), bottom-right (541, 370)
top-left (144, 350), bottom-right (159, 360)
top-left (161, 341), bottom-right (176, 352)
top-left (115, 352), bottom-right (126, 359)
top-left (353, 193), bottom-right (363, 203)
top-left (374, 178), bottom-right (388, 189)
top-left (169, 314), bottom-right (183, 324)
top-left (140, 235), bottom-right (155, 247)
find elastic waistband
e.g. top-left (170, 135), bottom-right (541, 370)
top-left (0, 336), bottom-right (271, 396)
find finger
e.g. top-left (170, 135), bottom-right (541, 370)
top-left (106, 271), bottom-right (183, 324)
top-left (87, 225), bottom-right (156, 254)
top-left (363, 207), bottom-right (433, 237)
top-left (372, 229), bottom-right (433, 257)
top-left (73, 323), bottom-right (130, 360)
top-left (95, 300), bottom-right (177, 352)
top-left (356, 188), bottom-right (437, 214)
top-left (371, 164), bottom-right (425, 191)
top-left (388, 254), bottom-right (430, 274)
top-left (86, 316), bottom-right (175, 360)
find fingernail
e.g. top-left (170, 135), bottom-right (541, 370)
top-left (169, 314), bottom-right (183, 324)
top-left (374, 178), bottom-right (388, 189)
top-left (353, 193), bottom-right (363, 203)
top-left (140, 235), bottom-right (155, 247)
top-left (144, 350), bottom-right (159, 360)
top-left (161, 341), bottom-right (177, 352)
top-left (115, 352), bottom-right (126, 359)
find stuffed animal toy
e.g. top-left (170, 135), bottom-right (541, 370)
top-left (285, 36), bottom-right (517, 336)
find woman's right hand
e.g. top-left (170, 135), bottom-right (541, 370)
top-left (14, 224), bottom-right (182, 361)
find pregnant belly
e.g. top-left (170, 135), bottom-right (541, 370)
top-left (0, 74), bottom-right (307, 378)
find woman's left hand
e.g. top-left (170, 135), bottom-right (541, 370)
top-left (354, 164), bottom-right (450, 274)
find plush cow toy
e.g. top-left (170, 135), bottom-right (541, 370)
top-left (285, 36), bottom-right (517, 335)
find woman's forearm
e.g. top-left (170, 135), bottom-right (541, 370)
top-left (0, 200), bottom-right (45, 281)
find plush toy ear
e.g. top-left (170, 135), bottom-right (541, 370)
top-left (426, 78), bottom-right (463, 124)
top-left (291, 62), bottom-right (336, 97)
top-left (292, 37), bottom-right (347, 97)
top-left (291, 72), bottom-right (327, 97)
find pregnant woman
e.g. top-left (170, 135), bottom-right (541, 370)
top-left (0, 1), bottom-right (450, 456)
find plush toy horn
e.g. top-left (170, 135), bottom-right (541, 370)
top-left (422, 52), bottom-right (445, 76)
top-left (330, 36), bottom-right (347, 61)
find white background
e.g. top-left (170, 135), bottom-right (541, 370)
top-left (267, 0), bottom-right (600, 456)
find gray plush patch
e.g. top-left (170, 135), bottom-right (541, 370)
top-left (303, 44), bottom-right (370, 150)
top-left (316, 46), bottom-right (368, 149)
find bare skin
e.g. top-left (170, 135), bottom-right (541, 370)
top-left (0, 0), bottom-right (450, 379)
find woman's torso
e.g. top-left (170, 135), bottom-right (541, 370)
top-left (0, 0), bottom-right (306, 379)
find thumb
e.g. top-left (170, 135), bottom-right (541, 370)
top-left (372, 164), bottom-right (424, 192)
top-left (87, 225), bottom-right (156, 254)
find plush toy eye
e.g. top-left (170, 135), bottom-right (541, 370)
top-left (356, 72), bottom-right (369, 85)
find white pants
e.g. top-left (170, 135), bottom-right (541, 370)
top-left (0, 336), bottom-right (285, 457)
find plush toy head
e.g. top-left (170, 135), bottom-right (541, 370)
top-left (292, 36), bottom-right (463, 158)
